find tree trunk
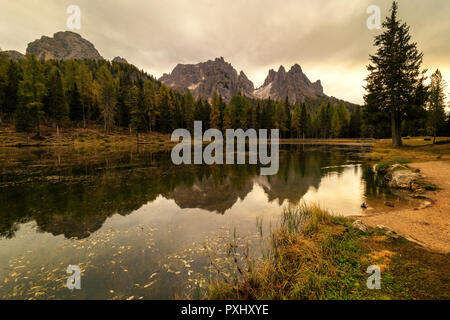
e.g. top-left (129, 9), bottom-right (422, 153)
top-left (391, 111), bottom-right (402, 148)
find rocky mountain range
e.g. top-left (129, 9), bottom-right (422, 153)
top-left (253, 64), bottom-right (324, 104)
top-left (2, 31), bottom-right (352, 106)
top-left (159, 57), bottom-right (255, 102)
top-left (26, 31), bottom-right (103, 61)
top-left (160, 57), bottom-right (326, 104)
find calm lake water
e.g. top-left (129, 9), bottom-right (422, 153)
top-left (0, 144), bottom-right (407, 299)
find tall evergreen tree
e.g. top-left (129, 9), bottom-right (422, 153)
top-left (116, 84), bottom-right (131, 128)
top-left (300, 103), bottom-right (308, 139)
top-left (143, 80), bottom-right (157, 132)
top-left (349, 106), bottom-right (362, 138)
top-left (183, 91), bottom-right (195, 133)
top-left (47, 67), bottom-right (68, 136)
top-left (330, 107), bottom-right (341, 138)
top-left (156, 84), bottom-right (175, 133)
top-left (97, 65), bottom-right (116, 133)
top-left (365, 1), bottom-right (426, 147)
top-left (129, 85), bottom-right (147, 142)
top-left (0, 51), bottom-right (8, 123)
top-left (4, 60), bottom-right (21, 118)
top-left (209, 91), bottom-right (222, 129)
top-left (75, 63), bottom-right (94, 128)
top-left (68, 82), bottom-right (83, 123)
top-left (291, 105), bottom-right (302, 138)
top-left (427, 69), bottom-right (447, 143)
top-left (19, 54), bottom-right (46, 137)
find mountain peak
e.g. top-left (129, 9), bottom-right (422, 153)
top-left (1, 50), bottom-right (25, 61)
top-left (290, 64), bottom-right (303, 73)
top-left (112, 56), bottom-right (128, 64)
top-left (26, 31), bottom-right (103, 61)
top-left (254, 63), bottom-right (324, 104)
top-left (160, 58), bottom-right (254, 102)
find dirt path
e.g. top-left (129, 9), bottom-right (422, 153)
top-left (360, 161), bottom-right (450, 253)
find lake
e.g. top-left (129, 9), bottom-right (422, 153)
top-left (0, 144), bottom-right (410, 299)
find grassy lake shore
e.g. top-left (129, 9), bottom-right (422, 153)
top-left (206, 205), bottom-right (450, 300)
top-left (2, 123), bottom-right (449, 300)
top-left (206, 138), bottom-right (450, 300)
top-left (366, 137), bottom-right (450, 164)
top-left (0, 123), bottom-right (175, 150)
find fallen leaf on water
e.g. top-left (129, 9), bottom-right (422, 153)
top-left (143, 281), bottom-right (156, 289)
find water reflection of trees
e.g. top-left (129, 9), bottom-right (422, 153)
top-left (0, 145), bottom-right (369, 239)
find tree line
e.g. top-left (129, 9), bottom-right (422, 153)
top-left (0, 52), bottom-right (364, 140)
top-left (1, 18), bottom-right (448, 144)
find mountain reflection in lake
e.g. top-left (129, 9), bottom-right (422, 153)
top-left (0, 144), bottom-right (398, 299)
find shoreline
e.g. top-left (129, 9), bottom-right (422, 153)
top-left (358, 161), bottom-right (450, 253)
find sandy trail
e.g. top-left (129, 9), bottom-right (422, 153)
top-left (360, 161), bottom-right (450, 253)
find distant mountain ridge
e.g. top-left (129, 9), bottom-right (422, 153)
top-left (160, 57), bottom-right (328, 104)
top-left (2, 31), bottom-right (358, 107)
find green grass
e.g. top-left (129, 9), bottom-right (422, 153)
top-left (367, 137), bottom-right (450, 164)
top-left (206, 204), bottom-right (450, 300)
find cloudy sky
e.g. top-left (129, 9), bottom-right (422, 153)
top-left (1, 0), bottom-right (449, 104)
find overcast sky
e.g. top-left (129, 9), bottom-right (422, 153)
top-left (1, 0), bottom-right (449, 104)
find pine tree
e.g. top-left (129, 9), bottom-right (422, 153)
top-left (75, 63), bottom-right (94, 128)
top-left (15, 104), bottom-right (34, 139)
top-left (300, 103), bottom-right (308, 139)
top-left (318, 103), bottom-right (329, 138)
top-left (349, 106), bottom-right (362, 138)
top-left (427, 69), bottom-right (447, 143)
top-left (68, 82), bottom-right (83, 123)
top-left (4, 60), bottom-right (21, 118)
top-left (365, 1), bottom-right (425, 147)
top-left (47, 67), bottom-right (68, 136)
top-left (116, 84), bottom-right (131, 128)
top-left (129, 85), bottom-right (147, 143)
top-left (330, 107), bottom-right (341, 138)
top-left (183, 91), bottom-right (195, 133)
top-left (19, 54), bottom-right (46, 137)
top-left (97, 65), bottom-right (116, 133)
top-left (337, 103), bottom-right (350, 137)
top-left (283, 97), bottom-right (292, 138)
top-left (209, 91), bottom-right (222, 129)
top-left (143, 80), bottom-right (156, 132)
top-left (291, 105), bottom-right (302, 138)
top-left (0, 51), bottom-right (7, 123)
top-left (156, 84), bottom-right (175, 133)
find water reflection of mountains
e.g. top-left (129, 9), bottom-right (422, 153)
top-left (0, 145), bottom-right (374, 239)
